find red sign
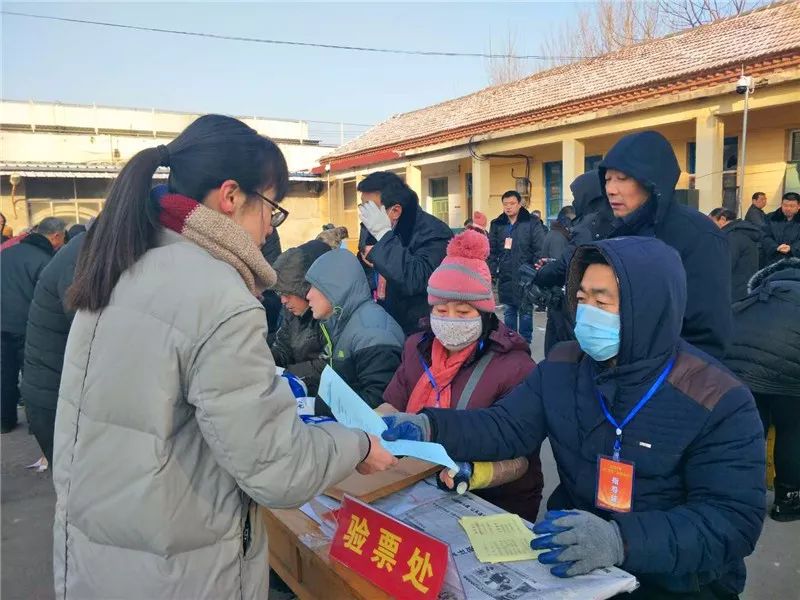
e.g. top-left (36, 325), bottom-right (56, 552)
top-left (330, 495), bottom-right (448, 599)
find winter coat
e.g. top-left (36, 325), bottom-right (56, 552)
top-left (366, 204), bottom-right (452, 335)
top-left (305, 249), bottom-right (405, 408)
top-left (744, 204), bottom-right (766, 228)
top-left (488, 208), bottom-right (545, 306)
top-left (1, 233), bottom-right (55, 334)
top-left (261, 228), bottom-right (282, 264)
top-left (383, 319), bottom-right (542, 520)
top-left (761, 208), bottom-right (800, 265)
top-left (423, 237), bottom-right (765, 596)
top-left (541, 221), bottom-right (571, 260)
top-left (269, 240), bottom-right (332, 396)
top-left (52, 229), bottom-right (367, 600)
top-left (722, 219), bottom-right (761, 301)
top-left (726, 258), bottom-right (800, 397)
top-left (21, 233), bottom-right (85, 411)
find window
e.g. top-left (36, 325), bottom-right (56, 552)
top-left (543, 161), bottom-right (563, 220)
top-left (429, 177), bottom-right (449, 224)
top-left (790, 130), bottom-right (800, 162)
top-left (687, 137), bottom-right (738, 175)
top-left (584, 155), bottom-right (603, 172)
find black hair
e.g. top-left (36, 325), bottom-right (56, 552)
top-left (37, 217), bottom-right (67, 235)
top-left (567, 246), bottom-right (609, 314)
top-left (709, 207), bottom-right (736, 221)
top-left (501, 190), bottom-right (522, 203)
top-left (752, 191), bottom-right (766, 200)
top-left (0, 212), bottom-right (6, 228)
top-left (464, 218), bottom-right (473, 227)
top-left (69, 114), bottom-right (289, 312)
top-left (783, 192), bottom-right (800, 203)
top-left (558, 205), bottom-right (576, 220)
top-left (357, 171), bottom-right (405, 194)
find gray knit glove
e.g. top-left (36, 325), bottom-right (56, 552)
top-left (532, 510), bottom-right (625, 577)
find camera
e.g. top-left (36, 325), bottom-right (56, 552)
top-left (518, 264), bottom-right (564, 312)
top-left (736, 75), bottom-right (753, 95)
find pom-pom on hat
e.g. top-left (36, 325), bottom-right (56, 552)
top-left (427, 229), bottom-right (495, 313)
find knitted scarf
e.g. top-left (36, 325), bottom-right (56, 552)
top-left (406, 338), bottom-right (477, 413)
top-left (158, 193), bottom-right (276, 295)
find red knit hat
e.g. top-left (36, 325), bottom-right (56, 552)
top-left (472, 211), bottom-right (488, 229)
top-left (427, 229), bottom-right (495, 312)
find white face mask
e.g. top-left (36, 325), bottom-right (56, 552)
top-left (430, 315), bottom-right (483, 351)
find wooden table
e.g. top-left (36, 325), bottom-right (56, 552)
top-left (264, 507), bottom-right (392, 600)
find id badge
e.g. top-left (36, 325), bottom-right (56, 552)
top-left (595, 455), bottom-right (634, 513)
top-left (504, 237), bottom-right (513, 250)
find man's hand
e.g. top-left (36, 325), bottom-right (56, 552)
top-left (778, 243), bottom-right (791, 254)
top-left (382, 413), bottom-right (431, 442)
top-left (374, 402), bottom-right (399, 416)
top-left (359, 202), bottom-right (392, 241)
top-left (356, 434), bottom-right (399, 475)
top-left (532, 510), bottom-right (625, 577)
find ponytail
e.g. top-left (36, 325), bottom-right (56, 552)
top-left (68, 147), bottom-right (163, 311)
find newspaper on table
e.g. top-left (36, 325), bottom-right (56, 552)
top-left (300, 479), bottom-right (638, 599)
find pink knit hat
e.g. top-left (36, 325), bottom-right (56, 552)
top-left (472, 211), bottom-right (488, 229)
top-left (427, 229), bottom-right (495, 312)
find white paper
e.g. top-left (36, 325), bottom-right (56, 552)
top-left (318, 366), bottom-right (458, 470)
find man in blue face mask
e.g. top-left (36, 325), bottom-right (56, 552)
top-left (383, 237), bottom-right (766, 599)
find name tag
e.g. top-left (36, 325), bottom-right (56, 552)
top-left (504, 237), bottom-right (513, 250)
top-left (595, 455), bottom-right (634, 513)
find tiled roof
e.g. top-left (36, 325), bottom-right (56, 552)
top-left (324, 1), bottom-right (800, 162)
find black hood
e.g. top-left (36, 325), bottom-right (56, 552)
top-left (491, 207), bottom-right (532, 226)
top-left (747, 257), bottom-right (800, 294)
top-left (724, 219), bottom-right (761, 242)
top-left (570, 169), bottom-right (607, 219)
top-left (598, 131), bottom-right (681, 225)
top-left (20, 232), bottom-right (55, 256)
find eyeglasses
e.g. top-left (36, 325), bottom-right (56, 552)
top-left (255, 191), bottom-right (289, 228)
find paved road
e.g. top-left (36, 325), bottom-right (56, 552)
top-left (2, 312), bottom-right (797, 598)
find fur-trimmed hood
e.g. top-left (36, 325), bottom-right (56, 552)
top-left (747, 257), bottom-right (800, 294)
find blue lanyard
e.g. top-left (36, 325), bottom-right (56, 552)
top-left (596, 356), bottom-right (675, 461)
top-left (506, 223), bottom-right (515, 237)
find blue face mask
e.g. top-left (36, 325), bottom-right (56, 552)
top-left (574, 304), bottom-right (620, 362)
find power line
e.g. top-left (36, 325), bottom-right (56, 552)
top-left (1, 10), bottom-right (584, 61)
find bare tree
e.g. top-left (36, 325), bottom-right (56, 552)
top-left (658, 0), bottom-right (754, 29)
top-left (486, 29), bottom-right (527, 86)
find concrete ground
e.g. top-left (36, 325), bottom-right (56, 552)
top-left (1, 311), bottom-right (797, 598)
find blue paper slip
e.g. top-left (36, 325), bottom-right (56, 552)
top-left (318, 366), bottom-right (458, 470)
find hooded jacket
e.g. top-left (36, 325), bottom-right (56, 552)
top-left (366, 199), bottom-right (452, 334)
top-left (383, 319), bottom-right (542, 520)
top-left (722, 219), bottom-right (761, 301)
top-left (52, 229), bottom-right (367, 600)
top-left (1, 233), bottom-right (56, 335)
top-left (488, 207), bottom-right (546, 305)
top-left (305, 249), bottom-right (405, 408)
top-left (726, 258), bottom-right (800, 397)
top-left (424, 237), bottom-right (764, 595)
top-left (269, 240), bottom-right (331, 396)
top-left (761, 207), bottom-right (800, 265)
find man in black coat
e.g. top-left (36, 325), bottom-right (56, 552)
top-left (535, 131), bottom-right (732, 359)
top-left (260, 229), bottom-right (283, 345)
top-left (762, 192), bottom-right (800, 266)
top-left (709, 207), bottom-right (761, 301)
top-left (358, 172), bottom-right (452, 335)
top-left (745, 191), bottom-right (767, 227)
top-left (21, 231), bottom-right (85, 461)
top-left (1, 217), bottom-right (66, 433)
top-left (488, 191), bottom-right (545, 343)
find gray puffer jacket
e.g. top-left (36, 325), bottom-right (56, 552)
top-left (305, 249), bottom-right (404, 408)
top-left (53, 230), bottom-right (367, 600)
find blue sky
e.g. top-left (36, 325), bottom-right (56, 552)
top-left (2, 2), bottom-right (578, 139)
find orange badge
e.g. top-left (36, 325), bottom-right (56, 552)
top-left (595, 456), bottom-right (634, 513)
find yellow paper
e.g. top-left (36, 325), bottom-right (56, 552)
top-left (459, 514), bottom-right (542, 564)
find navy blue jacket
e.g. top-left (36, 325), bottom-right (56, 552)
top-left (538, 132), bottom-right (732, 359)
top-left (425, 237), bottom-right (765, 595)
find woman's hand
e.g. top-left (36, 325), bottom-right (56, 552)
top-left (356, 434), bottom-right (399, 475)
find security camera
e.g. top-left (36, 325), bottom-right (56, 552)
top-left (736, 75), bottom-right (753, 95)
top-left (9, 173), bottom-right (22, 186)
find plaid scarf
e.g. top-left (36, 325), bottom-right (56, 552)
top-left (158, 192), bottom-right (276, 295)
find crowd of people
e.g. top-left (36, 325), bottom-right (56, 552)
top-left (1, 116), bottom-right (798, 600)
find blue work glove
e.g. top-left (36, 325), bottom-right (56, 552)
top-left (381, 413), bottom-right (431, 442)
top-left (359, 202), bottom-right (392, 241)
top-left (532, 510), bottom-right (625, 578)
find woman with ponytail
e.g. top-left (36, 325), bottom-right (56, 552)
top-left (53, 115), bottom-right (396, 600)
